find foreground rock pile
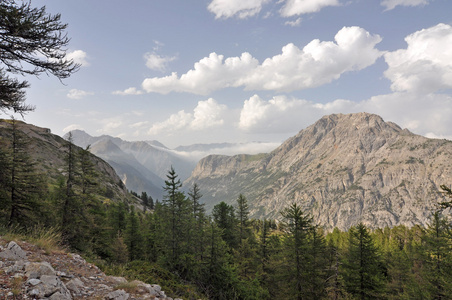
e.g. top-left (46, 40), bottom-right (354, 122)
top-left (0, 238), bottom-right (181, 299)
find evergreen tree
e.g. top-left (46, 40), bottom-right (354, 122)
top-left (343, 223), bottom-right (387, 300)
top-left (305, 225), bottom-right (330, 300)
top-left (236, 194), bottom-right (250, 243)
top-left (280, 202), bottom-right (313, 300)
top-left (212, 201), bottom-right (237, 248)
top-left (188, 183), bottom-right (207, 263)
top-left (204, 221), bottom-right (240, 299)
top-left (2, 119), bottom-right (45, 227)
top-left (61, 132), bottom-right (85, 249)
top-left (420, 212), bottom-right (452, 299)
top-left (125, 206), bottom-right (143, 261)
top-left (111, 231), bottom-right (129, 264)
top-left (161, 167), bottom-right (191, 270)
top-left (379, 225), bottom-right (412, 299)
top-left (0, 0), bottom-right (79, 114)
top-left (259, 219), bottom-right (270, 283)
top-left (0, 138), bottom-right (9, 222)
top-left (143, 211), bottom-right (158, 263)
top-left (78, 145), bottom-right (98, 195)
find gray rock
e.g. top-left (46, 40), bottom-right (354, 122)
top-left (49, 291), bottom-right (72, 300)
top-left (106, 276), bottom-right (128, 285)
top-left (6, 260), bottom-right (26, 274)
top-left (27, 278), bottom-right (41, 286)
top-left (28, 288), bottom-right (40, 297)
top-left (25, 261), bottom-right (56, 278)
top-left (0, 241), bottom-right (27, 260)
top-left (66, 277), bottom-right (84, 294)
top-left (29, 275), bottom-right (72, 299)
top-left (97, 283), bottom-right (113, 291)
top-left (150, 284), bottom-right (161, 292)
top-left (105, 289), bottom-right (129, 300)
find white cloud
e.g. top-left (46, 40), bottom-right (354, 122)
top-left (112, 87), bottom-right (144, 95)
top-left (173, 141), bottom-right (281, 162)
top-left (148, 99), bottom-right (227, 135)
top-left (238, 91), bottom-right (452, 139)
top-left (153, 40), bottom-right (165, 51)
top-left (67, 89), bottom-right (93, 99)
top-left (191, 98), bottom-right (227, 130)
top-left (142, 52), bottom-right (259, 94)
top-left (129, 121), bottom-right (149, 128)
top-left (141, 26), bottom-right (382, 95)
top-left (67, 50), bottom-right (89, 67)
top-left (381, 0), bottom-right (429, 10)
top-left (239, 94), bottom-right (355, 133)
top-left (280, 0), bottom-right (340, 17)
top-left (144, 52), bottom-right (176, 71)
top-left (208, 0), bottom-right (270, 19)
top-left (384, 23), bottom-right (452, 94)
top-left (148, 110), bottom-right (192, 135)
top-left (63, 124), bottom-right (84, 133)
top-left (285, 17), bottom-right (302, 26)
top-left (96, 118), bottom-right (124, 135)
top-left (358, 92), bottom-right (452, 137)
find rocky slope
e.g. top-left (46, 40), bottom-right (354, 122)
top-left (0, 119), bottom-right (130, 203)
top-left (185, 113), bottom-right (452, 230)
top-left (0, 238), bottom-right (180, 299)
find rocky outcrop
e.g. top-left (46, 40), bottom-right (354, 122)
top-left (186, 113), bottom-right (452, 230)
top-left (0, 239), bottom-right (181, 300)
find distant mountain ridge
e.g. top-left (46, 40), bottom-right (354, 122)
top-left (67, 130), bottom-right (195, 200)
top-left (185, 113), bottom-right (452, 230)
top-left (67, 130), bottom-right (277, 200)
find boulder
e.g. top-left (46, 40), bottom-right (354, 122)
top-left (0, 241), bottom-right (27, 260)
top-left (106, 276), bottom-right (128, 285)
top-left (105, 289), bottom-right (129, 300)
top-left (66, 277), bottom-right (85, 294)
top-left (25, 261), bottom-right (56, 278)
top-left (27, 275), bottom-right (72, 299)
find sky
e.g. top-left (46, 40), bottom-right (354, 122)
top-left (9, 0), bottom-right (452, 151)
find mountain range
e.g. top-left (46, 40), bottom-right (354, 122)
top-left (67, 130), bottom-right (276, 200)
top-left (33, 112), bottom-right (452, 230)
top-left (186, 113), bottom-right (452, 230)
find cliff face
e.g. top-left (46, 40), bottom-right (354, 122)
top-left (186, 113), bottom-right (452, 230)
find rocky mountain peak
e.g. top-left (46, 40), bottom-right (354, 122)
top-left (186, 112), bottom-right (452, 230)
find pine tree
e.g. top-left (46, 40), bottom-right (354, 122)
top-left (421, 212), bottom-right (452, 299)
top-left (111, 231), bottom-right (129, 264)
top-left (188, 183), bottom-right (207, 263)
top-left (161, 167), bottom-right (191, 270)
top-left (305, 225), bottom-right (330, 300)
top-left (61, 132), bottom-right (85, 249)
top-left (125, 206), bottom-right (143, 261)
top-left (3, 119), bottom-right (46, 227)
top-left (342, 223), bottom-right (387, 300)
top-left (212, 201), bottom-right (237, 248)
top-left (280, 202), bottom-right (313, 300)
top-left (236, 194), bottom-right (250, 243)
top-left (0, 0), bottom-right (79, 114)
top-left (78, 145), bottom-right (98, 195)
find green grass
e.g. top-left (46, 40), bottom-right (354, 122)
top-left (0, 224), bottom-right (65, 254)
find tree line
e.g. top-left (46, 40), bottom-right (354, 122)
top-left (1, 125), bottom-right (451, 299)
